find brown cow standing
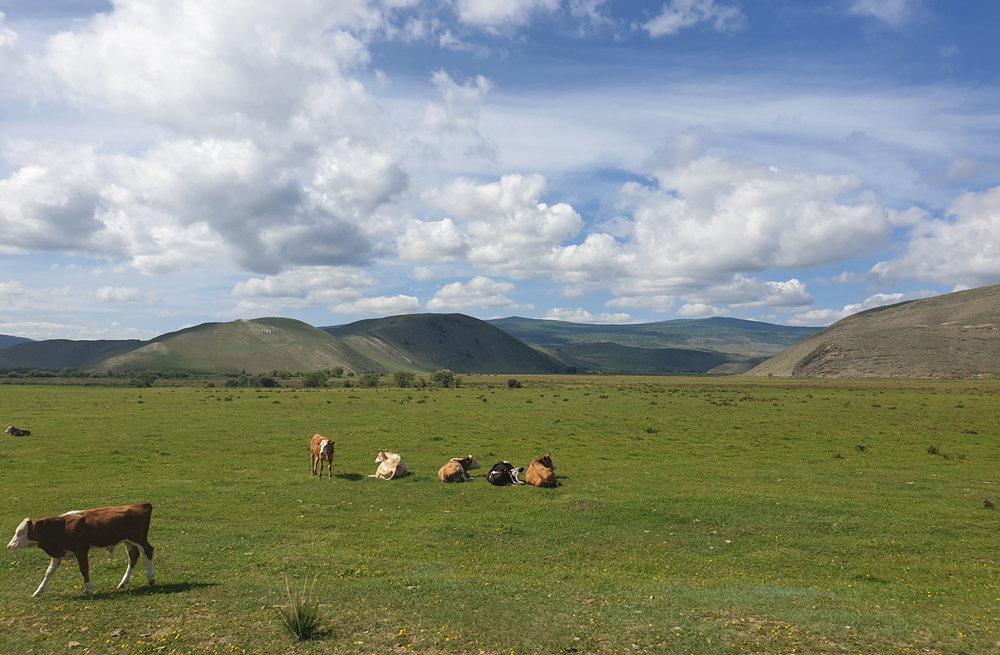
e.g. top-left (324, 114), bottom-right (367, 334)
top-left (525, 453), bottom-right (561, 487)
top-left (310, 434), bottom-right (335, 478)
top-left (438, 455), bottom-right (481, 482)
top-left (6, 503), bottom-right (155, 596)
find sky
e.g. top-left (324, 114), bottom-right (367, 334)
top-left (0, 0), bottom-right (999, 340)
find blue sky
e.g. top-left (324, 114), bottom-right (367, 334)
top-left (1, 0), bottom-right (998, 339)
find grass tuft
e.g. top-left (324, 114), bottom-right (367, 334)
top-left (985, 498), bottom-right (996, 510)
top-left (277, 576), bottom-right (323, 642)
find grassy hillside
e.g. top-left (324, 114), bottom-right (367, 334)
top-left (490, 316), bottom-right (818, 356)
top-left (0, 334), bottom-right (32, 349)
top-left (1, 378), bottom-right (997, 655)
top-left (325, 313), bottom-right (568, 374)
top-left (537, 341), bottom-right (767, 373)
top-left (0, 339), bottom-right (141, 370)
top-left (99, 317), bottom-right (384, 374)
top-left (748, 283), bottom-right (1000, 378)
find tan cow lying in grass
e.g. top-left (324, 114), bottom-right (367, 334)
top-left (7, 503), bottom-right (154, 596)
top-left (525, 453), bottom-right (561, 487)
top-left (310, 434), bottom-right (335, 478)
top-left (438, 455), bottom-right (481, 482)
top-left (369, 450), bottom-right (408, 479)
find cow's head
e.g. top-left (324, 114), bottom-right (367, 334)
top-left (375, 450), bottom-right (389, 464)
top-left (4, 426), bottom-right (13, 435)
top-left (321, 440), bottom-right (335, 457)
top-left (7, 518), bottom-right (37, 550)
top-left (538, 454), bottom-right (555, 470)
top-left (460, 455), bottom-right (481, 471)
top-left (510, 466), bottom-right (525, 484)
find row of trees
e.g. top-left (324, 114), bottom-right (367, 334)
top-left (3, 366), bottom-right (502, 390)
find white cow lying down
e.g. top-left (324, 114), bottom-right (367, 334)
top-left (369, 450), bottom-right (408, 480)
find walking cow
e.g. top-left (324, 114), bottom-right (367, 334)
top-left (7, 503), bottom-right (155, 596)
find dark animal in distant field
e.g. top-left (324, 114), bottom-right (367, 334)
top-left (369, 450), bottom-right (407, 479)
top-left (310, 434), bottom-right (335, 478)
top-left (7, 503), bottom-right (154, 596)
top-left (5, 426), bottom-right (30, 436)
top-left (438, 455), bottom-right (481, 482)
top-left (525, 453), bottom-right (560, 488)
top-left (487, 461), bottom-right (525, 486)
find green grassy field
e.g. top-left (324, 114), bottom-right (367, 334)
top-left (1, 376), bottom-right (998, 655)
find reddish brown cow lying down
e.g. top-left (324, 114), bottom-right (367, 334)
top-left (438, 455), bottom-right (481, 482)
top-left (7, 503), bottom-right (155, 596)
top-left (310, 434), bottom-right (335, 478)
top-left (525, 453), bottom-right (561, 487)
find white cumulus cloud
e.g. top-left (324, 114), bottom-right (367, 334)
top-left (642, 0), bottom-right (746, 37)
top-left (452, 0), bottom-right (561, 27)
top-left (868, 185), bottom-right (1000, 288)
top-left (94, 286), bottom-right (152, 303)
top-left (848, 0), bottom-right (919, 28)
top-left (426, 276), bottom-right (533, 311)
top-left (676, 303), bottom-right (729, 318)
top-left (418, 173), bottom-right (583, 277)
top-left (787, 290), bottom-right (938, 327)
top-left (332, 295), bottom-right (421, 315)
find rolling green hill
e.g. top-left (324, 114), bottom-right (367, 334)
top-left (324, 313), bottom-right (568, 374)
top-left (537, 341), bottom-right (768, 374)
top-left (489, 315), bottom-right (818, 356)
top-left (0, 339), bottom-right (141, 370)
top-left (99, 317), bottom-right (384, 374)
top-left (747, 284), bottom-right (1000, 378)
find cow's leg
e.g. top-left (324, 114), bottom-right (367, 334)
top-left (76, 552), bottom-right (92, 594)
top-left (33, 558), bottom-right (61, 597)
top-left (139, 541), bottom-right (155, 585)
top-left (327, 458), bottom-right (333, 479)
top-left (311, 454), bottom-right (317, 475)
top-left (118, 543), bottom-right (140, 589)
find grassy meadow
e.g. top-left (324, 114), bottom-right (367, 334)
top-left (0, 376), bottom-right (998, 655)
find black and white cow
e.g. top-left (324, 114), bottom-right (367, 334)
top-left (486, 461), bottom-right (526, 486)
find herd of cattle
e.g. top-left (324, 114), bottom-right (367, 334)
top-left (309, 433), bottom-right (560, 487)
top-left (5, 432), bottom-right (561, 597)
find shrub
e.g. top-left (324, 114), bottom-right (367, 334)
top-left (358, 373), bottom-right (380, 388)
top-left (302, 372), bottom-right (328, 388)
top-left (507, 378), bottom-right (521, 389)
top-left (130, 371), bottom-right (159, 388)
top-left (332, 366), bottom-right (345, 378)
top-left (394, 371), bottom-right (415, 388)
top-left (431, 369), bottom-right (455, 388)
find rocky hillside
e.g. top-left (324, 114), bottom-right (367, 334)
top-left (747, 284), bottom-right (1000, 378)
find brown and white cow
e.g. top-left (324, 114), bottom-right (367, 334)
top-left (437, 455), bottom-right (481, 483)
top-left (6, 503), bottom-right (155, 596)
top-left (310, 434), bottom-right (335, 478)
top-left (5, 426), bottom-right (30, 436)
top-left (369, 450), bottom-right (408, 480)
top-left (525, 453), bottom-right (561, 488)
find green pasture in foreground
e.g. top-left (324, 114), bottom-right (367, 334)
top-left (0, 376), bottom-right (998, 655)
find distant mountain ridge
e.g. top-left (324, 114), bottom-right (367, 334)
top-left (747, 284), bottom-right (1000, 378)
top-left (489, 316), bottom-right (818, 356)
top-left (0, 313), bottom-right (819, 376)
top-left (0, 334), bottom-right (34, 349)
